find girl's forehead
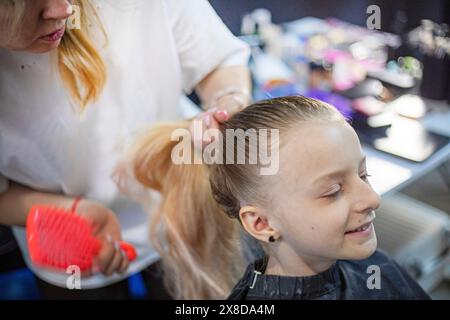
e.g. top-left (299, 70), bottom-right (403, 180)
top-left (279, 122), bottom-right (362, 183)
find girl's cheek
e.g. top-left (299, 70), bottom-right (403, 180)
top-left (327, 203), bottom-right (351, 235)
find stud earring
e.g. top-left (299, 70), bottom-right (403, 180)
top-left (268, 235), bottom-right (275, 243)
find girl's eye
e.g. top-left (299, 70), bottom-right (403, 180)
top-left (360, 173), bottom-right (372, 181)
top-left (327, 190), bottom-right (340, 198)
top-left (324, 187), bottom-right (341, 198)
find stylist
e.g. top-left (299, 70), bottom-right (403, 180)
top-left (0, 0), bottom-right (251, 299)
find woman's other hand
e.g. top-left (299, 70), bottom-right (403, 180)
top-left (76, 199), bottom-right (130, 277)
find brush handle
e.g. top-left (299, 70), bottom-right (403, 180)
top-left (119, 241), bottom-right (137, 262)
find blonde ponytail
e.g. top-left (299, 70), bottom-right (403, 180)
top-left (131, 121), bottom-right (244, 300)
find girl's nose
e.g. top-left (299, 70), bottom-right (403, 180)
top-left (355, 181), bottom-right (381, 214)
top-left (42, 0), bottom-right (73, 21)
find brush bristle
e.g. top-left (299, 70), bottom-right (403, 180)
top-left (27, 205), bottom-right (101, 272)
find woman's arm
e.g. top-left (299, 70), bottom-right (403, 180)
top-left (0, 181), bottom-right (73, 226)
top-left (195, 65), bottom-right (252, 115)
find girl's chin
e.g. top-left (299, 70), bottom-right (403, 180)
top-left (340, 237), bottom-right (378, 260)
top-left (351, 239), bottom-right (378, 260)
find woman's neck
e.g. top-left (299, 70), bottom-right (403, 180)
top-left (264, 246), bottom-right (335, 277)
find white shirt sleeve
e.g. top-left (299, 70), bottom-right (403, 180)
top-left (164, 0), bottom-right (250, 93)
top-left (0, 174), bottom-right (9, 194)
top-left (219, 48), bottom-right (252, 68)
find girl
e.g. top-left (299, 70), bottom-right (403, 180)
top-left (131, 95), bottom-right (430, 300)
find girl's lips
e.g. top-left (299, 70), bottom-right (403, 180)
top-left (345, 222), bottom-right (373, 237)
top-left (40, 27), bottom-right (65, 42)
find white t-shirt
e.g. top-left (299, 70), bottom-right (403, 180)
top-left (0, 0), bottom-right (249, 288)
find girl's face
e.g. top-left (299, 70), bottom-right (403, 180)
top-left (267, 120), bottom-right (380, 263)
top-left (0, 0), bottom-right (73, 53)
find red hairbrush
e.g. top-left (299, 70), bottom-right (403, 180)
top-left (26, 205), bottom-right (137, 272)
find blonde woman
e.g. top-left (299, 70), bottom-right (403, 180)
top-left (0, 0), bottom-right (251, 299)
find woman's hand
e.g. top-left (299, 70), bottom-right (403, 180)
top-left (0, 181), bottom-right (130, 277)
top-left (189, 108), bottom-right (230, 150)
top-left (190, 89), bottom-right (251, 150)
top-left (75, 199), bottom-right (130, 277)
top-left (189, 108), bottom-right (232, 150)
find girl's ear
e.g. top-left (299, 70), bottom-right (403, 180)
top-left (239, 206), bottom-right (279, 243)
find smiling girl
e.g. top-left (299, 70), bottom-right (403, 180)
top-left (130, 95), bottom-right (430, 299)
